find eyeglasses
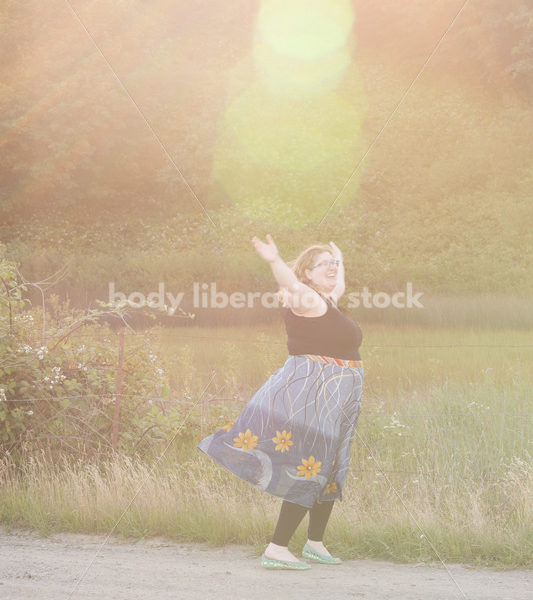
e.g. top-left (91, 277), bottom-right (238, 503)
top-left (311, 259), bottom-right (341, 270)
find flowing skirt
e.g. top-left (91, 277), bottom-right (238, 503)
top-left (197, 354), bottom-right (364, 508)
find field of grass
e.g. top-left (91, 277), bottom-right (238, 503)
top-left (1, 324), bottom-right (531, 566)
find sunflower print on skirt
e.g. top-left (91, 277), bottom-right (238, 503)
top-left (297, 455), bottom-right (322, 480)
top-left (198, 355), bottom-right (364, 508)
top-left (272, 430), bottom-right (294, 453)
top-left (324, 482), bottom-right (338, 495)
top-left (233, 429), bottom-right (258, 451)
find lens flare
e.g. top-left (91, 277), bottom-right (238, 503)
top-left (257, 0), bottom-right (355, 61)
top-left (253, 33), bottom-right (354, 99)
top-left (212, 80), bottom-right (366, 228)
top-left (210, 0), bottom-right (365, 229)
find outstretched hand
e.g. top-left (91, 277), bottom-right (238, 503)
top-left (252, 234), bottom-right (279, 263)
top-left (329, 241), bottom-right (343, 260)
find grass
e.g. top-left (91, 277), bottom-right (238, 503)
top-left (0, 324), bottom-right (531, 566)
top-left (350, 294), bottom-right (533, 329)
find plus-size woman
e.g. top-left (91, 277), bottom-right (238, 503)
top-left (197, 235), bottom-right (364, 570)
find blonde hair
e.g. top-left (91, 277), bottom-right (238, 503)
top-left (277, 244), bottom-right (333, 307)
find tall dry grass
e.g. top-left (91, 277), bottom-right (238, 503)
top-left (0, 325), bottom-right (531, 565)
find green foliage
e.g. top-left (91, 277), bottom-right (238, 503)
top-left (0, 249), bottom-right (200, 457)
top-left (1, 1), bottom-right (532, 303)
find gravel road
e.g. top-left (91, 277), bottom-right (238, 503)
top-left (0, 528), bottom-right (531, 600)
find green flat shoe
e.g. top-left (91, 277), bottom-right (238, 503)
top-left (301, 542), bottom-right (342, 564)
top-left (261, 553), bottom-right (311, 570)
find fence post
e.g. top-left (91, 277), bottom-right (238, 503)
top-left (111, 327), bottom-right (125, 451)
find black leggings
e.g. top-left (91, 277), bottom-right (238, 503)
top-left (271, 499), bottom-right (335, 546)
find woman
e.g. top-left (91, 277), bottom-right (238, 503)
top-left (197, 234), bottom-right (364, 570)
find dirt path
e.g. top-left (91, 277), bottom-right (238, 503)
top-left (0, 528), bottom-right (530, 600)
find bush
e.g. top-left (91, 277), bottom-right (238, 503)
top-left (0, 249), bottom-right (201, 459)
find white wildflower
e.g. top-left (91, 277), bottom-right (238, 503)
top-left (36, 346), bottom-right (48, 360)
top-left (383, 413), bottom-right (407, 431)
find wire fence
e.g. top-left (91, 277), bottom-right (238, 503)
top-left (4, 324), bottom-right (531, 469)
top-left (2, 395), bottom-right (532, 419)
top-left (27, 328), bottom-right (533, 348)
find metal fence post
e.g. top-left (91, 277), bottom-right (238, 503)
top-left (111, 327), bottom-right (125, 451)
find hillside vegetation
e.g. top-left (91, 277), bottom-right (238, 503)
top-left (1, 0), bottom-right (531, 313)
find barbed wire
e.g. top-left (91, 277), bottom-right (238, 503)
top-left (153, 460), bottom-right (528, 484)
top-left (3, 443), bottom-right (514, 484)
top-left (2, 394), bottom-right (532, 419)
top-left (20, 329), bottom-right (533, 349)
top-left (350, 470), bottom-right (528, 486)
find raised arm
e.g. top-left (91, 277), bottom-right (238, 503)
top-left (329, 241), bottom-right (345, 302)
top-left (251, 235), bottom-right (319, 310)
top-left (252, 234), bottom-right (298, 289)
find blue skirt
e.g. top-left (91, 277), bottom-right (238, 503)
top-left (197, 354), bottom-right (364, 508)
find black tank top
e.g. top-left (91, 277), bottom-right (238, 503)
top-left (283, 293), bottom-right (362, 361)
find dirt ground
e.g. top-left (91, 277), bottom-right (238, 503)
top-left (0, 528), bottom-right (531, 600)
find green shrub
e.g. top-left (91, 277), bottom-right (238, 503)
top-left (0, 249), bottom-right (201, 459)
